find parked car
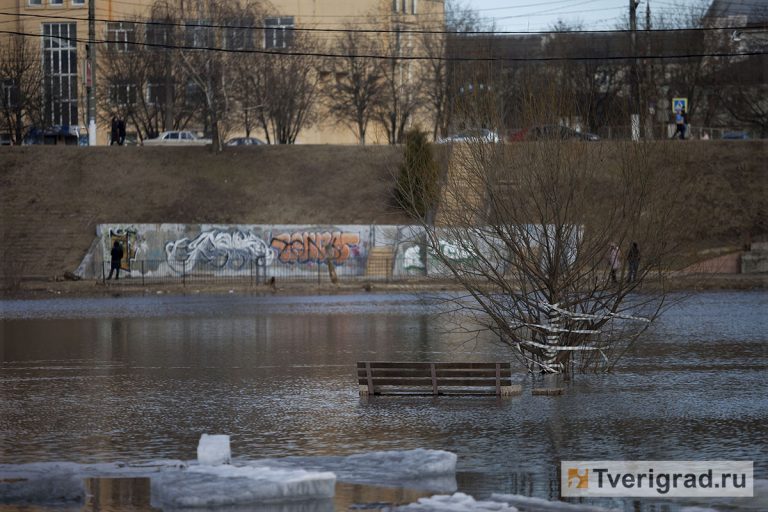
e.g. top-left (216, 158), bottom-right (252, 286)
top-left (509, 125), bottom-right (600, 142)
top-left (0, 133), bottom-right (12, 146)
top-left (22, 126), bottom-right (79, 145)
top-left (143, 131), bottom-right (210, 146)
top-left (226, 137), bottom-right (265, 146)
top-left (437, 128), bottom-right (500, 144)
top-left (721, 131), bottom-right (749, 140)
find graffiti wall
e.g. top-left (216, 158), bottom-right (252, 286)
top-left (83, 224), bottom-right (383, 279)
top-left (76, 223), bottom-right (549, 280)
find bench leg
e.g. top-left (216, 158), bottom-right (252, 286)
top-left (359, 385), bottom-right (370, 396)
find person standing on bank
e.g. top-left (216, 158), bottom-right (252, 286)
top-left (107, 240), bottom-right (124, 280)
top-left (673, 107), bottom-right (688, 140)
top-left (627, 242), bottom-right (640, 283)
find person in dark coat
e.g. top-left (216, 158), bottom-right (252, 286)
top-left (110, 117), bottom-right (118, 145)
top-left (627, 242), bottom-right (640, 283)
top-left (117, 118), bottom-right (126, 145)
top-left (107, 241), bottom-right (124, 280)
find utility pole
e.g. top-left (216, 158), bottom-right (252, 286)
top-left (630, 0), bottom-right (640, 141)
top-left (87, 0), bottom-right (96, 145)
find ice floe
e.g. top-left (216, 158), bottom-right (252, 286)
top-left (197, 434), bottom-right (231, 466)
top-left (396, 492), bottom-right (519, 511)
top-left (151, 465), bottom-right (335, 508)
top-left (0, 448), bottom-right (457, 508)
top-left (491, 493), bottom-right (616, 511)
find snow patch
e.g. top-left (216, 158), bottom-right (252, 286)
top-left (491, 493), bottom-right (617, 511)
top-left (396, 492), bottom-right (518, 511)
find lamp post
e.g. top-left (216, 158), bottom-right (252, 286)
top-left (87, 0), bottom-right (96, 145)
top-left (630, 0), bottom-right (640, 141)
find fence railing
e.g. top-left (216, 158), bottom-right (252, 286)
top-left (101, 257), bottom-right (417, 285)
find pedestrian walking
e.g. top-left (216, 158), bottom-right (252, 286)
top-left (110, 117), bottom-right (118, 145)
top-left (117, 118), bottom-right (126, 145)
top-left (107, 240), bottom-right (124, 280)
top-left (608, 243), bottom-right (621, 284)
top-left (627, 242), bottom-right (640, 283)
top-left (672, 108), bottom-right (688, 140)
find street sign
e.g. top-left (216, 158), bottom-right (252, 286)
top-left (672, 97), bottom-right (688, 113)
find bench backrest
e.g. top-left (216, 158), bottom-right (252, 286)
top-left (357, 361), bottom-right (516, 396)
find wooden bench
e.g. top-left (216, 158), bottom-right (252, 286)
top-left (357, 361), bottom-right (522, 396)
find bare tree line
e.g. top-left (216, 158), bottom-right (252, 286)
top-left (0, 0), bottom-right (765, 145)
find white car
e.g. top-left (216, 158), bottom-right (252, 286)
top-left (436, 128), bottom-right (500, 144)
top-left (143, 131), bottom-right (211, 146)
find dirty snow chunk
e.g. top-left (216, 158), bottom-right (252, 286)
top-left (151, 465), bottom-right (336, 508)
top-left (345, 449), bottom-right (457, 478)
top-left (490, 493), bottom-right (616, 511)
top-left (197, 434), bottom-right (231, 466)
top-left (397, 493), bottom-right (518, 511)
top-left (0, 465), bottom-right (84, 504)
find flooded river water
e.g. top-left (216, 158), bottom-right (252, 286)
top-left (1, 291), bottom-right (766, 511)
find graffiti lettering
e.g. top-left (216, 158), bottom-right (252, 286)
top-left (165, 229), bottom-right (274, 273)
top-left (270, 231), bottom-right (360, 264)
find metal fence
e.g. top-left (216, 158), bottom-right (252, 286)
top-left (100, 257), bottom-right (411, 285)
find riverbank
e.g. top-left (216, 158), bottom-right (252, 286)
top-left (2, 272), bottom-right (765, 301)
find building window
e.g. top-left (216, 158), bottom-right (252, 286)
top-left (43, 23), bottom-right (78, 127)
top-left (146, 22), bottom-right (173, 49)
top-left (2, 80), bottom-right (19, 109)
top-left (411, 0), bottom-right (417, 14)
top-left (49, 0), bottom-right (63, 5)
top-left (106, 22), bottom-right (136, 52)
top-left (28, 0), bottom-right (42, 6)
top-left (392, 0), bottom-right (398, 13)
top-left (146, 82), bottom-right (168, 106)
top-left (185, 22), bottom-right (213, 49)
top-left (185, 81), bottom-right (204, 106)
top-left (264, 17), bottom-right (294, 49)
top-left (71, 0), bottom-right (84, 5)
top-left (109, 83), bottom-right (136, 106)
top-left (225, 19), bottom-right (254, 50)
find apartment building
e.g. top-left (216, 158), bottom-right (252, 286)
top-left (0, 0), bottom-right (445, 144)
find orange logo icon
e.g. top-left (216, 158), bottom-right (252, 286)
top-left (567, 468), bottom-right (589, 489)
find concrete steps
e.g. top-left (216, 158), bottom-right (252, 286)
top-left (366, 247), bottom-right (394, 278)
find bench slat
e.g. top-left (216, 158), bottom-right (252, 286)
top-left (358, 369), bottom-right (507, 378)
top-left (357, 362), bottom-right (509, 370)
top-left (358, 378), bottom-right (510, 387)
top-left (357, 361), bottom-right (518, 397)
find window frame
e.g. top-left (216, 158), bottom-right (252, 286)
top-left (106, 21), bottom-right (136, 52)
top-left (264, 16), bottom-right (294, 49)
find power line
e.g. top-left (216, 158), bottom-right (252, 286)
top-left (2, 28), bottom-right (765, 62)
top-left (1, 9), bottom-right (766, 35)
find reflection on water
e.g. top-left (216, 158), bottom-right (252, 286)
top-left (1, 291), bottom-right (766, 511)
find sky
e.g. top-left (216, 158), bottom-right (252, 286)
top-left (465, 0), bottom-right (712, 32)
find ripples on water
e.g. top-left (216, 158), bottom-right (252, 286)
top-left (1, 291), bottom-right (766, 510)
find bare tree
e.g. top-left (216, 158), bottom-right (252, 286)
top-left (0, 35), bottom-right (44, 144)
top-left (397, 87), bottom-right (685, 374)
top-left (235, 25), bottom-right (320, 145)
top-left (99, 11), bottom-right (200, 141)
top-left (322, 28), bottom-right (383, 145)
top-left (375, 23), bottom-right (424, 145)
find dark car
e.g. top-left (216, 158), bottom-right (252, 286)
top-left (0, 133), bottom-right (12, 146)
top-left (226, 137), bottom-right (265, 146)
top-left (721, 131), bottom-right (749, 140)
top-left (510, 125), bottom-right (599, 142)
top-left (23, 126), bottom-right (79, 145)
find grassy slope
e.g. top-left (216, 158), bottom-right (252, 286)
top-left (0, 141), bottom-right (765, 280)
